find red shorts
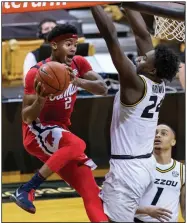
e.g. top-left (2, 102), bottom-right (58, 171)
top-left (22, 122), bottom-right (108, 222)
top-left (22, 121), bottom-right (97, 171)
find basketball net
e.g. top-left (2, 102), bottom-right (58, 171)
top-left (154, 16), bottom-right (185, 42)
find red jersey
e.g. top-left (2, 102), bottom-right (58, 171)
top-left (23, 56), bottom-right (92, 128)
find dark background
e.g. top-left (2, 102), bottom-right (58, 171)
top-left (2, 93), bottom-right (185, 173)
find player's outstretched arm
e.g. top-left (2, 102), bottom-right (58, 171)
top-left (121, 6), bottom-right (153, 55)
top-left (69, 56), bottom-right (108, 95)
top-left (71, 71), bottom-right (108, 96)
top-left (180, 184), bottom-right (185, 219)
top-left (91, 6), bottom-right (144, 104)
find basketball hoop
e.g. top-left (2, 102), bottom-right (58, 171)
top-left (121, 2), bottom-right (185, 42)
top-left (154, 16), bottom-right (185, 42)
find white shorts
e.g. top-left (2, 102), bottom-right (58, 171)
top-left (99, 155), bottom-right (156, 222)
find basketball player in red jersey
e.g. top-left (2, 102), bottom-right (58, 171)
top-left (10, 24), bottom-right (108, 222)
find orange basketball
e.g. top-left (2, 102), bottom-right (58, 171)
top-left (35, 61), bottom-right (70, 96)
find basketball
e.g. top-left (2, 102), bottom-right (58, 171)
top-left (35, 61), bottom-right (70, 96)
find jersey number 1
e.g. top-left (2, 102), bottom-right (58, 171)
top-left (151, 187), bottom-right (164, 205)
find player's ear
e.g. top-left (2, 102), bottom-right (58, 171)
top-left (51, 42), bottom-right (57, 50)
top-left (171, 139), bottom-right (176, 147)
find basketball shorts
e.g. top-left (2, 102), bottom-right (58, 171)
top-left (99, 155), bottom-right (156, 222)
top-left (23, 121), bottom-right (97, 170)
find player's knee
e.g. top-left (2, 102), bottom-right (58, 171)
top-left (72, 137), bottom-right (86, 153)
top-left (77, 138), bottom-right (86, 152)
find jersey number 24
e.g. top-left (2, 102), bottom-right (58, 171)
top-left (141, 95), bottom-right (164, 119)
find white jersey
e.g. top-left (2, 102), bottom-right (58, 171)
top-left (136, 159), bottom-right (185, 222)
top-left (111, 75), bottom-right (165, 156)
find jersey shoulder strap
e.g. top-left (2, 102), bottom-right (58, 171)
top-left (30, 59), bottom-right (47, 70)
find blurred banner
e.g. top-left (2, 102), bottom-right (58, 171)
top-left (2, 1), bottom-right (114, 14)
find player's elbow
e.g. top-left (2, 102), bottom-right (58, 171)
top-left (22, 116), bottom-right (33, 125)
top-left (22, 112), bottom-right (33, 125)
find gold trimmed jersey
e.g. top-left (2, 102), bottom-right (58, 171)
top-left (136, 159), bottom-right (185, 222)
top-left (111, 75), bottom-right (165, 156)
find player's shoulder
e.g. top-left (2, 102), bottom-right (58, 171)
top-left (25, 62), bottom-right (41, 81)
top-left (172, 160), bottom-right (185, 175)
top-left (179, 161), bottom-right (185, 171)
top-left (26, 59), bottom-right (50, 77)
top-left (175, 159), bottom-right (184, 166)
top-left (26, 67), bottom-right (37, 77)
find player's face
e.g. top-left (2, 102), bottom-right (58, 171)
top-left (55, 38), bottom-right (78, 65)
top-left (154, 125), bottom-right (176, 152)
top-left (41, 22), bottom-right (56, 34)
top-left (135, 50), bottom-right (155, 74)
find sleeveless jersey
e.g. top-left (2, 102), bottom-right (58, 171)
top-left (136, 159), bottom-right (185, 222)
top-left (111, 75), bottom-right (165, 156)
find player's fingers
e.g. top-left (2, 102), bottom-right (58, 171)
top-left (65, 65), bottom-right (73, 73)
top-left (69, 72), bottom-right (75, 81)
top-left (70, 79), bottom-right (76, 85)
top-left (34, 79), bottom-right (41, 92)
top-left (67, 67), bottom-right (73, 73)
top-left (40, 83), bottom-right (46, 97)
top-left (158, 211), bottom-right (172, 221)
top-left (159, 208), bottom-right (172, 214)
top-left (34, 78), bottom-right (38, 89)
top-left (157, 212), bottom-right (171, 220)
top-left (159, 215), bottom-right (171, 222)
top-left (69, 72), bottom-right (74, 77)
top-left (156, 217), bottom-right (164, 222)
top-left (159, 211), bottom-right (172, 219)
top-left (35, 81), bottom-right (41, 94)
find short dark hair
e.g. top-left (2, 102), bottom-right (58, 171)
top-left (38, 18), bottom-right (57, 30)
top-left (155, 45), bottom-right (180, 82)
top-left (158, 123), bottom-right (176, 139)
top-left (47, 24), bottom-right (78, 42)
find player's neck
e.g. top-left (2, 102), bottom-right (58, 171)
top-left (144, 74), bottom-right (162, 84)
top-left (50, 55), bottom-right (65, 64)
top-left (154, 151), bottom-right (172, 165)
top-left (50, 55), bottom-right (57, 62)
